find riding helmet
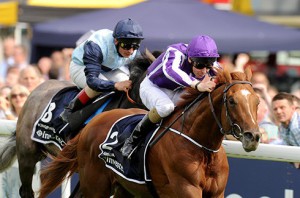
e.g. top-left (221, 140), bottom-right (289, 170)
top-left (113, 18), bottom-right (144, 40)
top-left (187, 35), bottom-right (219, 58)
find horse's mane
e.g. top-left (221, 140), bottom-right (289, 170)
top-left (176, 66), bottom-right (252, 108)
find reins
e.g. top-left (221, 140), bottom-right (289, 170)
top-left (125, 89), bottom-right (136, 104)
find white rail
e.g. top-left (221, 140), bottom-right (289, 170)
top-left (223, 140), bottom-right (300, 163)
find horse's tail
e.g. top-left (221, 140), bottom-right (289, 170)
top-left (0, 131), bottom-right (17, 172)
top-left (39, 134), bottom-right (80, 198)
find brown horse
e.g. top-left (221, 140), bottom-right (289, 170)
top-left (0, 55), bottom-right (151, 198)
top-left (39, 66), bottom-right (261, 197)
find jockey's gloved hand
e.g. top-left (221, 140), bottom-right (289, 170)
top-left (197, 82), bottom-right (216, 92)
top-left (114, 80), bottom-right (132, 92)
top-left (191, 75), bottom-right (216, 92)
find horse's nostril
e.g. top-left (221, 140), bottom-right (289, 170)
top-left (255, 133), bottom-right (261, 142)
top-left (244, 132), bottom-right (253, 139)
top-left (243, 132), bottom-right (253, 141)
top-left (243, 132), bottom-right (261, 142)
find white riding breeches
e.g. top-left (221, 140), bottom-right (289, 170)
top-left (70, 61), bottom-right (130, 89)
top-left (140, 76), bottom-right (175, 118)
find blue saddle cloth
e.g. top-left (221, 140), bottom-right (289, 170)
top-left (99, 114), bottom-right (158, 184)
top-left (31, 87), bottom-right (112, 150)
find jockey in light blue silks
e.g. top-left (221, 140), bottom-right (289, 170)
top-left (60, 18), bottom-right (144, 122)
top-left (121, 35), bottom-right (222, 157)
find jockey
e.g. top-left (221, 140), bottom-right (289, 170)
top-left (121, 35), bottom-right (221, 157)
top-left (60, 18), bottom-right (144, 122)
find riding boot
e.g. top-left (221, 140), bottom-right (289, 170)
top-left (60, 89), bottom-right (92, 122)
top-left (121, 108), bottom-right (162, 157)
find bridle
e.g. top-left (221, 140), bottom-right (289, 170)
top-left (208, 81), bottom-right (252, 139)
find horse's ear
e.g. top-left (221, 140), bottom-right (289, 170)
top-left (244, 66), bottom-right (252, 81)
top-left (145, 48), bottom-right (156, 63)
top-left (223, 65), bottom-right (232, 83)
top-left (215, 66), bottom-right (223, 84)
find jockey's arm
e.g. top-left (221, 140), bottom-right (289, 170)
top-left (83, 41), bottom-right (115, 92)
top-left (163, 48), bottom-right (194, 87)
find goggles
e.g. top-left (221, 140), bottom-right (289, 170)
top-left (190, 57), bottom-right (216, 69)
top-left (192, 61), bottom-right (214, 70)
top-left (119, 42), bottom-right (140, 50)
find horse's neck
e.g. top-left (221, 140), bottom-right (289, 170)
top-left (183, 91), bottom-right (225, 151)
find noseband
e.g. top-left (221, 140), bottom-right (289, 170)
top-left (208, 81), bottom-right (252, 139)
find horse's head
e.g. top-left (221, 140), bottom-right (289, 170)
top-left (175, 66), bottom-right (260, 153)
top-left (217, 66), bottom-right (261, 152)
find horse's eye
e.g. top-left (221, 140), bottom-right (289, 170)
top-left (228, 97), bottom-right (236, 106)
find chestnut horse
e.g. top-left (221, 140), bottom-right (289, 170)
top-left (39, 66), bottom-right (261, 197)
top-left (0, 55), bottom-right (152, 198)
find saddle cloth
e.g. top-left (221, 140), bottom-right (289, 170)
top-left (31, 87), bottom-right (113, 150)
top-left (99, 114), bottom-right (159, 184)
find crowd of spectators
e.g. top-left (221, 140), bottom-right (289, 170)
top-left (0, 36), bottom-right (73, 197)
top-left (0, 37), bottom-right (73, 120)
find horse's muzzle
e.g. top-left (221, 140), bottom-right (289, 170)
top-left (241, 131), bottom-right (261, 152)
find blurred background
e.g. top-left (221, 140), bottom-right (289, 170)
top-left (0, 0), bottom-right (300, 93)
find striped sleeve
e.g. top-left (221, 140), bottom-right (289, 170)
top-left (162, 47), bottom-right (193, 87)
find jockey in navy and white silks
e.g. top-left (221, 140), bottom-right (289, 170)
top-left (60, 18), bottom-right (144, 122)
top-left (121, 35), bottom-right (222, 157)
top-left (70, 29), bottom-right (138, 89)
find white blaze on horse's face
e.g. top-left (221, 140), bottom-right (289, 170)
top-left (240, 89), bottom-right (256, 124)
top-left (241, 89), bottom-right (250, 96)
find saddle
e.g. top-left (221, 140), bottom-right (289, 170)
top-left (99, 114), bottom-right (160, 184)
top-left (31, 87), bottom-right (115, 150)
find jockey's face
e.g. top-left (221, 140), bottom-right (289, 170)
top-left (188, 57), bottom-right (212, 79)
top-left (115, 39), bottom-right (139, 58)
top-left (192, 66), bottom-right (209, 79)
top-left (118, 45), bottom-right (135, 58)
